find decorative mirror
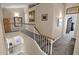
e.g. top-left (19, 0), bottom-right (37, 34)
top-left (14, 17), bottom-right (22, 27)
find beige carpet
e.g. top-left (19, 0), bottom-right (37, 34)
top-left (52, 31), bottom-right (76, 55)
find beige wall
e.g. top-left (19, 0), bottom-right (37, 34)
top-left (3, 8), bottom-right (25, 31)
top-left (0, 5), bottom-right (6, 54)
top-left (28, 3), bottom-right (65, 39)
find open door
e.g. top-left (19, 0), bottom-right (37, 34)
top-left (3, 18), bottom-right (11, 33)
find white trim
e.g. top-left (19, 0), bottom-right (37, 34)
top-left (52, 35), bottom-right (63, 44)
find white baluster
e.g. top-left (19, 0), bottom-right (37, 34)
top-left (50, 40), bottom-right (53, 55)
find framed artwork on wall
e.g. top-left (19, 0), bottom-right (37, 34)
top-left (41, 14), bottom-right (48, 21)
top-left (29, 10), bottom-right (35, 22)
top-left (14, 17), bottom-right (22, 27)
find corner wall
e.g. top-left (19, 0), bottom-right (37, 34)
top-left (52, 4), bottom-right (65, 39)
top-left (0, 5), bottom-right (6, 54)
top-left (28, 3), bottom-right (65, 39)
top-left (3, 8), bottom-right (25, 31)
top-left (73, 13), bottom-right (79, 54)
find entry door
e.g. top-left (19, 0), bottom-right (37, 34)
top-left (3, 18), bottom-right (11, 33)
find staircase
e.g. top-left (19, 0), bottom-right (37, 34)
top-left (8, 22), bottom-right (55, 55)
top-left (21, 23), bottom-right (55, 55)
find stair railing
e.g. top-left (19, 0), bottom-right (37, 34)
top-left (5, 23), bottom-right (55, 55)
top-left (32, 25), bottom-right (55, 55)
top-left (20, 23), bottom-right (55, 55)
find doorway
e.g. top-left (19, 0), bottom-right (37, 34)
top-left (66, 17), bottom-right (72, 33)
top-left (3, 18), bottom-right (11, 33)
top-left (64, 14), bottom-right (77, 38)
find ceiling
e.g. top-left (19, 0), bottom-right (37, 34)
top-left (1, 3), bottom-right (29, 8)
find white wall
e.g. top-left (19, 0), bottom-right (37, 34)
top-left (0, 5), bottom-right (6, 54)
top-left (35, 4), bottom-right (54, 37)
top-left (73, 13), bottom-right (79, 55)
top-left (28, 3), bottom-right (65, 39)
top-left (2, 8), bottom-right (25, 31)
top-left (52, 4), bottom-right (65, 39)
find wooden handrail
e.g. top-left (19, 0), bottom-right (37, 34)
top-left (4, 23), bottom-right (35, 25)
top-left (22, 23), bottom-right (55, 41)
top-left (34, 26), bottom-right (41, 34)
top-left (40, 34), bottom-right (55, 41)
top-left (5, 23), bottom-right (54, 41)
top-left (33, 26), bottom-right (55, 41)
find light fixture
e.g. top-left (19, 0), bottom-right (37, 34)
top-left (59, 12), bottom-right (62, 23)
top-left (14, 12), bottom-right (19, 17)
top-left (59, 12), bottom-right (62, 18)
top-left (59, 18), bottom-right (62, 23)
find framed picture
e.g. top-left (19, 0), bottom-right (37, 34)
top-left (41, 14), bottom-right (48, 21)
top-left (14, 17), bottom-right (22, 27)
top-left (29, 10), bottom-right (35, 22)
